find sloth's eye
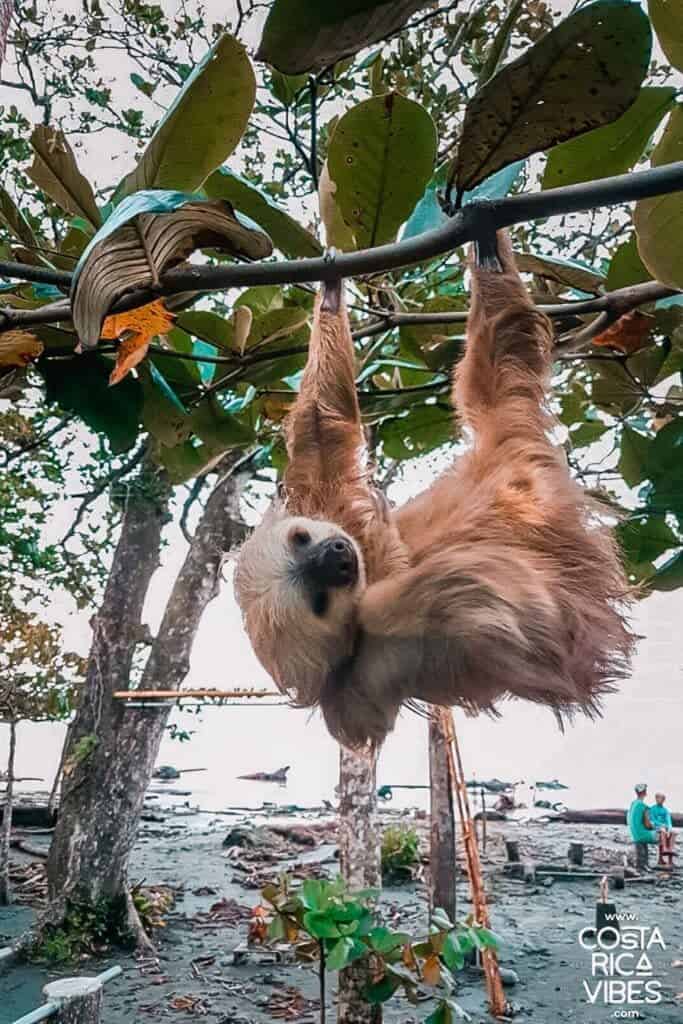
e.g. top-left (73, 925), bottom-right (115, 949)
top-left (311, 591), bottom-right (329, 616)
top-left (290, 528), bottom-right (311, 549)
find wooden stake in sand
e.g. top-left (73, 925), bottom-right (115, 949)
top-left (113, 688), bottom-right (281, 703)
top-left (438, 708), bottom-right (509, 1019)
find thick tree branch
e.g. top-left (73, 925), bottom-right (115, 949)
top-left (0, 164), bottom-right (681, 309)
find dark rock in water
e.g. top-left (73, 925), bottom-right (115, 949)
top-left (0, 803), bottom-right (57, 828)
top-left (223, 825), bottom-right (257, 847)
top-left (154, 765), bottom-right (181, 780)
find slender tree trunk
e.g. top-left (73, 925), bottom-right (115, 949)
top-left (337, 747), bottom-right (381, 1024)
top-left (45, 457), bottom-right (248, 940)
top-left (428, 714), bottom-right (457, 921)
top-left (0, 719), bottom-right (17, 904)
top-left (0, 1), bottom-right (13, 73)
top-left (47, 719), bottom-right (72, 817)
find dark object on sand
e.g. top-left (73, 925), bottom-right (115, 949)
top-left (0, 803), bottom-right (57, 828)
top-left (505, 840), bottom-right (521, 863)
top-left (568, 842), bottom-right (584, 866)
top-left (551, 807), bottom-right (683, 827)
top-left (535, 779), bottom-right (569, 790)
top-left (377, 783), bottom-right (429, 800)
top-left (153, 765), bottom-right (207, 780)
top-left (466, 778), bottom-right (514, 793)
top-left (237, 765), bottom-right (290, 783)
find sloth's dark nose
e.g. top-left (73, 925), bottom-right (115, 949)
top-left (306, 536), bottom-right (358, 588)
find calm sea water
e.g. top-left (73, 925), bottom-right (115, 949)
top-left (4, 585), bottom-right (682, 818)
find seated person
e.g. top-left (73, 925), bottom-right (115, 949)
top-left (650, 792), bottom-right (675, 868)
top-left (627, 783), bottom-right (658, 870)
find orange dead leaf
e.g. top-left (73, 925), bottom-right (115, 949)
top-left (0, 330), bottom-right (44, 367)
top-left (592, 310), bottom-right (653, 355)
top-left (102, 299), bottom-right (175, 385)
top-left (423, 954), bottom-right (441, 986)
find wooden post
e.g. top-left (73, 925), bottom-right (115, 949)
top-left (337, 747), bottom-right (381, 1024)
top-left (428, 714), bottom-right (457, 922)
top-left (505, 840), bottom-right (520, 863)
top-left (42, 978), bottom-right (102, 1023)
top-left (568, 842), bottom-right (584, 866)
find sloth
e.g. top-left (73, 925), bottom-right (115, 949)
top-left (234, 231), bottom-right (634, 749)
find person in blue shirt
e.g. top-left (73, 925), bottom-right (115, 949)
top-left (650, 792), bottom-right (675, 869)
top-left (627, 783), bottom-right (657, 870)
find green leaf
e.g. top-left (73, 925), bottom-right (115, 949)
top-left (28, 125), bottom-right (102, 228)
top-left (618, 426), bottom-right (654, 487)
top-left (245, 307), bottom-right (309, 351)
top-left (442, 933), bottom-right (465, 972)
top-left (364, 975), bottom-right (400, 1004)
top-left (403, 161), bottom-right (523, 241)
top-left (649, 0), bottom-right (683, 72)
top-left (606, 236), bottom-right (652, 291)
top-left (470, 926), bottom-right (501, 951)
top-left (256, 0), bottom-right (430, 75)
top-left (151, 328), bottom-right (202, 389)
top-left (178, 310), bottom-right (235, 351)
top-left (190, 397), bottom-right (254, 451)
top-left (117, 34), bottom-right (255, 196)
top-left (235, 286), bottom-right (284, 317)
top-left (568, 420), bottom-right (608, 449)
top-left (455, 0), bottom-right (652, 193)
top-left (514, 251), bottom-right (605, 293)
top-left (634, 105), bottom-right (683, 289)
top-left (400, 295), bottom-right (468, 369)
top-left (368, 928), bottom-right (411, 954)
top-left (649, 550), bottom-right (683, 592)
top-left (379, 403), bottom-right (454, 459)
top-left (269, 69), bottom-right (309, 107)
top-left (617, 514), bottom-right (678, 566)
top-left (543, 86), bottom-right (676, 190)
top-left (303, 911), bottom-right (341, 939)
top-left (326, 936), bottom-right (354, 969)
top-left (205, 167), bottom-right (322, 258)
top-left (431, 907), bottom-right (455, 932)
top-left (140, 364), bottom-right (190, 447)
top-left (591, 362), bottom-right (643, 415)
top-left (39, 355), bottom-right (142, 453)
top-left (327, 93), bottom-right (437, 249)
top-left (425, 1002), bottom-right (452, 1024)
top-left (130, 72), bottom-right (157, 98)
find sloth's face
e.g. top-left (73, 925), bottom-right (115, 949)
top-left (234, 512), bottom-right (365, 704)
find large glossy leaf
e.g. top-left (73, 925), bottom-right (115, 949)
top-left (28, 125), bottom-right (102, 228)
top-left (634, 105), bottom-right (683, 289)
top-left (39, 355), bottom-right (142, 453)
top-left (454, 0), bottom-right (652, 194)
top-left (378, 402), bottom-right (454, 459)
top-left (204, 167), bottom-right (322, 257)
top-left (649, 0), bottom-right (683, 72)
top-left (71, 191), bottom-right (272, 350)
top-left (543, 87), bottom-right (676, 190)
top-left (402, 161), bottom-right (523, 241)
top-left (178, 310), bottom-right (235, 351)
top-left (618, 426), bottom-right (654, 487)
top-left (140, 364), bottom-right (191, 448)
top-left (617, 514), bottom-right (678, 568)
top-left (399, 295), bottom-right (467, 371)
top-left (326, 93), bottom-right (437, 249)
top-left (117, 34), bottom-right (255, 196)
top-left (159, 398), bottom-right (255, 484)
top-left (256, 0), bottom-right (430, 75)
top-left (605, 237), bottom-right (651, 291)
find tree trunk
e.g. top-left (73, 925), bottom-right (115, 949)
top-left (0, 719), bottom-right (17, 904)
top-left (428, 714), bottom-right (457, 922)
top-left (46, 457), bottom-right (248, 936)
top-left (337, 747), bottom-right (381, 1024)
top-left (0, 1), bottom-right (12, 73)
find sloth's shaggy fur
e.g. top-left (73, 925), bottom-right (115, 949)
top-left (234, 232), bottom-right (634, 748)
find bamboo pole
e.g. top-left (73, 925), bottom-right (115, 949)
top-left (438, 709), bottom-right (508, 1019)
top-left (113, 689), bottom-right (279, 700)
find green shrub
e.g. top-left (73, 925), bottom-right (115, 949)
top-left (381, 825), bottom-right (420, 882)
